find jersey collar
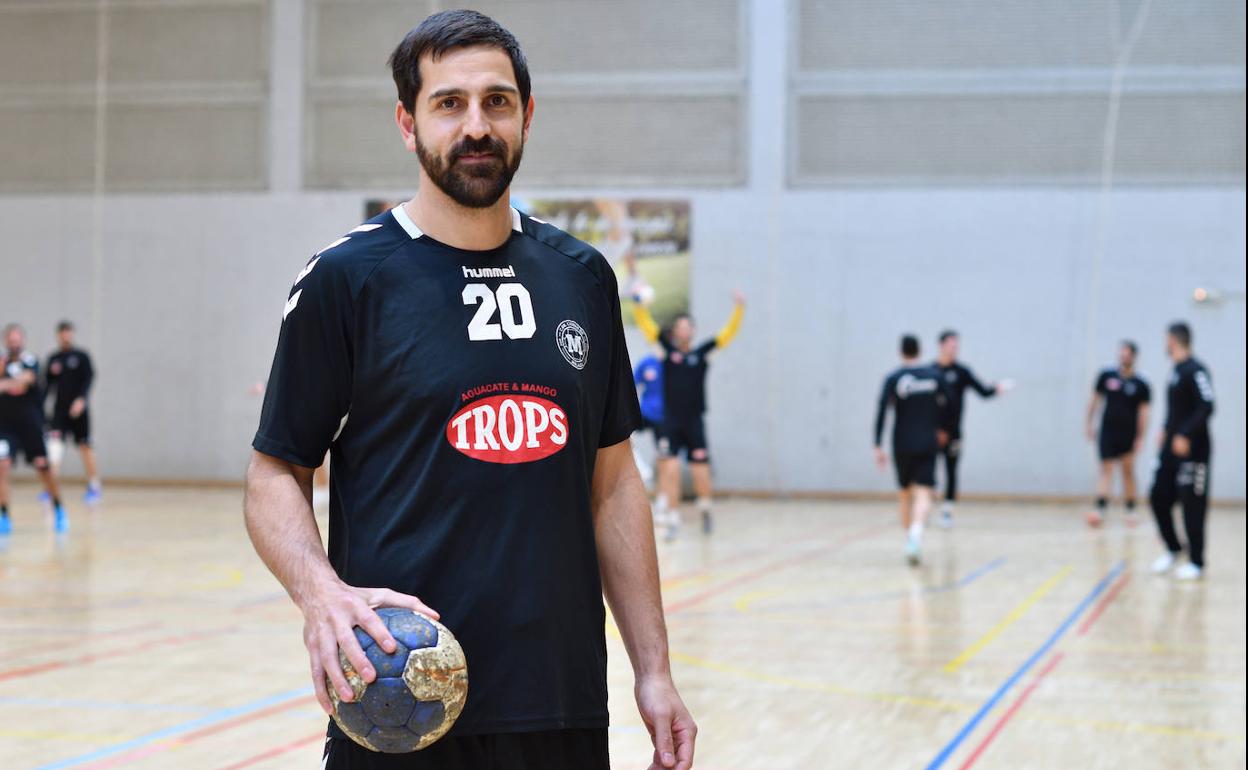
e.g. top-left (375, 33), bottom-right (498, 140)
top-left (391, 204), bottom-right (524, 240)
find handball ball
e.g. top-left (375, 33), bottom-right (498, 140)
top-left (632, 282), bottom-right (656, 305)
top-left (328, 608), bottom-right (468, 753)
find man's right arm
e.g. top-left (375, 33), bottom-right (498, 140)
top-left (244, 450), bottom-right (438, 715)
top-left (1085, 376), bottom-right (1103, 442)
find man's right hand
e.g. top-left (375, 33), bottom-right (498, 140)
top-left (300, 581), bottom-right (439, 715)
top-left (874, 447), bottom-right (888, 470)
top-left (1085, 424), bottom-right (1096, 442)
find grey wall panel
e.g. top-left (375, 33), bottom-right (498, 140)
top-left (0, 104), bottom-right (97, 191)
top-left (0, 7), bottom-right (98, 87)
top-left (104, 103), bottom-right (267, 190)
top-left (107, 3), bottom-right (269, 84)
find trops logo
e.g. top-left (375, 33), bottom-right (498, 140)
top-left (447, 383), bottom-right (568, 464)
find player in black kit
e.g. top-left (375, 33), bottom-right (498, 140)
top-left (875, 335), bottom-right (950, 566)
top-left (933, 330), bottom-right (1011, 529)
top-left (243, 12), bottom-right (695, 770)
top-left (45, 321), bottom-right (102, 503)
top-left (1084, 341), bottom-right (1150, 527)
top-left (633, 291), bottom-right (744, 539)
top-left (0, 324), bottom-right (68, 533)
top-left (1149, 322), bottom-right (1215, 581)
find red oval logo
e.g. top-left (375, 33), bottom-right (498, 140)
top-left (446, 395), bottom-right (569, 464)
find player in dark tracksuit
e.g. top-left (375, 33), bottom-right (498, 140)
top-left (1149, 322), bottom-right (1215, 581)
top-left (875, 334), bottom-right (950, 566)
top-left (1084, 341), bottom-right (1150, 527)
top-left (0, 324), bottom-right (68, 534)
top-left (45, 320), bottom-right (102, 503)
top-left (933, 330), bottom-right (1010, 529)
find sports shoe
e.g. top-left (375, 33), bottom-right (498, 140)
top-left (37, 491), bottom-right (50, 506)
top-left (1123, 510), bottom-right (1139, 528)
top-left (664, 520), bottom-right (680, 543)
top-left (939, 509), bottom-right (954, 530)
top-left (0, 516), bottom-right (10, 536)
top-left (84, 488), bottom-right (102, 505)
top-left (53, 506), bottom-right (69, 534)
top-left (1174, 563), bottom-right (1203, 581)
top-left (1085, 509), bottom-right (1104, 528)
top-left (905, 537), bottom-right (921, 567)
top-left (1151, 552), bottom-right (1177, 574)
top-left (700, 510), bottom-right (714, 535)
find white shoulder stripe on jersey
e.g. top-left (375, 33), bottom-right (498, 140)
top-left (283, 289), bottom-right (302, 320)
top-left (317, 236), bottom-right (349, 255)
top-left (350, 223), bottom-right (383, 233)
top-left (391, 204), bottom-right (424, 239)
top-left (294, 256), bottom-right (320, 287)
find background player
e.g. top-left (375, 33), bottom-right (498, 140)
top-left (244, 11), bottom-right (695, 769)
top-left (634, 290), bottom-right (744, 539)
top-left (933, 330), bottom-right (1012, 528)
top-left (633, 351), bottom-right (664, 490)
top-left (1084, 340), bottom-right (1150, 527)
top-left (0, 324), bottom-right (68, 533)
top-left (875, 334), bottom-right (949, 566)
top-left (44, 320), bottom-right (102, 503)
top-left (1149, 322), bottom-right (1215, 581)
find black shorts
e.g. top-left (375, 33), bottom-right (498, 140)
top-left (1098, 429), bottom-right (1136, 461)
top-left (0, 413), bottom-right (47, 466)
top-left (49, 409), bottom-right (91, 446)
top-left (894, 451), bottom-right (936, 489)
top-left (657, 416), bottom-right (709, 463)
top-left (322, 729), bottom-right (609, 770)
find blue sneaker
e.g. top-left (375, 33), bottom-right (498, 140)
top-left (53, 506), bottom-right (69, 534)
top-left (0, 516), bottom-right (11, 536)
top-left (84, 488), bottom-right (102, 505)
top-left (37, 491), bottom-right (50, 505)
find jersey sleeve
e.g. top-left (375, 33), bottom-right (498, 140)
top-left (599, 278), bottom-right (644, 448)
top-left (713, 303), bottom-right (744, 349)
top-left (964, 365), bottom-right (996, 398)
top-left (1177, 366), bottom-right (1214, 437)
top-left (1138, 378), bottom-right (1151, 404)
top-left (1094, 371), bottom-right (1109, 395)
top-left (43, 355), bottom-right (59, 402)
top-left (874, 375), bottom-right (894, 448)
top-left (253, 255), bottom-right (355, 468)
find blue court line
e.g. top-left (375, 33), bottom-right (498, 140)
top-left (0, 697), bottom-right (210, 714)
top-left (924, 560), bottom-right (1126, 770)
top-left (30, 686), bottom-right (314, 770)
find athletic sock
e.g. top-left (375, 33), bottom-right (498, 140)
top-left (654, 493), bottom-right (669, 521)
top-left (696, 496), bottom-right (712, 514)
top-left (52, 497), bottom-right (62, 509)
top-left (908, 521), bottom-right (924, 543)
top-left (1095, 496), bottom-right (1107, 511)
top-left (1, 504), bottom-right (7, 518)
top-left (1125, 499), bottom-right (1136, 512)
top-left (88, 478), bottom-right (102, 492)
top-left (940, 502), bottom-right (953, 515)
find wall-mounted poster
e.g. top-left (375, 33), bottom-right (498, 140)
top-left (366, 198), bottom-right (691, 328)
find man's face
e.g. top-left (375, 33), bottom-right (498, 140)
top-left (401, 46), bottom-right (532, 209)
top-left (940, 336), bottom-right (959, 360)
top-left (1118, 344), bottom-right (1135, 369)
top-left (58, 328), bottom-right (74, 348)
top-left (5, 328), bottom-right (23, 354)
top-left (1165, 333), bottom-right (1180, 360)
top-left (671, 317), bottom-right (695, 348)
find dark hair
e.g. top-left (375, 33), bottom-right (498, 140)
top-left (1168, 321), bottom-right (1192, 348)
top-left (389, 10), bottom-right (531, 115)
top-left (901, 334), bottom-right (920, 358)
top-left (1121, 339), bottom-right (1137, 356)
top-left (938, 329), bottom-right (958, 344)
top-left (57, 320), bottom-right (74, 332)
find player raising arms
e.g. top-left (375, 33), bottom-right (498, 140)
top-left (244, 11), bottom-right (695, 770)
top-left (1084, 340), bottom-right (1150, 527)
top-left (633, 290), bottom-right (744, 540)
top-left (932, 330), bottom-right (1012, 528)
top-left (875, 334), bottom-right (950, 566)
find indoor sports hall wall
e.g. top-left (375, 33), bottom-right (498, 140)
top-left (0, 0), bottom-right (1243, 498)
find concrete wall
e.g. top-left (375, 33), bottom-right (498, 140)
top-left (0, 1), bottom-right (1243, 498)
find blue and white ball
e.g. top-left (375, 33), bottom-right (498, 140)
top-left (329, 608), bottom-right (468, 753)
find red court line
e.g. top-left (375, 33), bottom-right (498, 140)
top-left (1078, 572), bottom-right (1131, 636)
top-left (663, 524), bottom-right (889, 614)
top-left (957, 652), bottom-right (1066, 770)
top-left (0, 623), bottom-right (164, 663)
top-left (0, 626), bottom-right (237, 683)
top-left (214, 732), bottom-right (324, 770)
top-left (77, 696), bottom-right (318, 770)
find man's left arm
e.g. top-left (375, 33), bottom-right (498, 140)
top-left (592, 439), bottom-right (696, 770)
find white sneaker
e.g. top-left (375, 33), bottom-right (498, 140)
top-left (905, 537), bottom-right (921, 566)
top-left (1151, 552), bottom-right (1177, 574)
top-left (939, 509), bottom-right (954, 530)
top-left (1174, 563), bottom-right (1203, 581)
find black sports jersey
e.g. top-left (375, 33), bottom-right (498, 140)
top-left (658, 338), bottom-right (717, 418)
top-left (46, 348), bottom-right (95, 415)
top-left (254, 206), bottom-right (641, 737)
top-left (0, 351), bottom-right (42, 421)
top-left (875, 364), bottom-right (949, 455)
top-left (1163, 358), bottom-right (1214, 460)
top-left (934, 361), bottom-right (995, 436)
top-left (1094, 368), bottom-right (1149, 437)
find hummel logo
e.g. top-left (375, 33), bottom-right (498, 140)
top-left (462, 265), bottom-right (516, 279)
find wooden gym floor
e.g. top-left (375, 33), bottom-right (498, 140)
top-left (1, 484), bottom-right (1243, 769)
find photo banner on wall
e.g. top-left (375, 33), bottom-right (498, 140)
top-left (366, 198), bottom-right (691, 327)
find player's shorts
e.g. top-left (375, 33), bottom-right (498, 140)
top-left (1098, 428), bottom-right (1136, 461)
top-left (894, 451), bottom-right (936, 489)
top-left (657, 415), bottom-right (709, 463)
top-left (321, 729), bottom-right (609, 770)
top-left (0, 414), bottom-right (48, 466)
top-left (49, 408), bottom-right (91, 446)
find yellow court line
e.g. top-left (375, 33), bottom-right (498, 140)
top-left (1027, 712), bottom-right (1247, 743)
top-left (942, 565), bottom-right (1073, 673)
top-left (660, 574), bottom-right (714, 593)
top-left (0, 727), bottom-right (150, 743)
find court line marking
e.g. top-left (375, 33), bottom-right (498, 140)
top-left (213, 731), bottom-right (324, 770)
top-left (0, 696), bottom-right (211, 714)
top-left (923, 560), bottom-right (1125, 770)
top-left (943, 565), bottom-right (1073, 673)
top-left (29, 687), bottom-right (313, 770)
top-left (957, 652), bottom-right (1066, 769)
top-left (0, 626), bottom-right (238, 683)
top-left (1077, 571), bottom-right (1131, 636)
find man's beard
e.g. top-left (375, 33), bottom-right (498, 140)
top-left (416, 133), bottom-right (523, 209)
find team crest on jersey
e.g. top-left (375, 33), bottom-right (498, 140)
top-left (1107, 377), bottom-right (1121, 391)
top-left (556, 320), bottom-right (589, 370)
top-left (447, 384), bottom-right (569, 464)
